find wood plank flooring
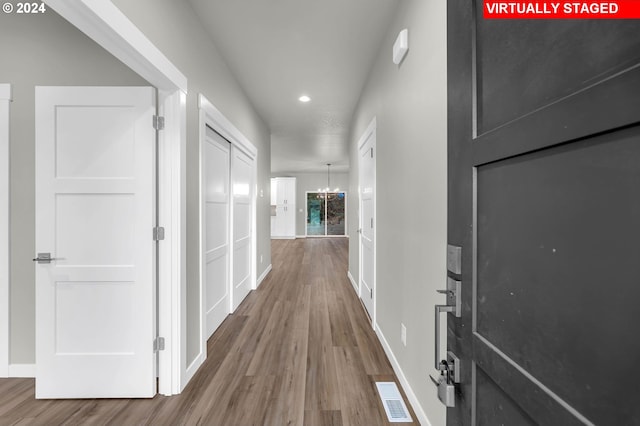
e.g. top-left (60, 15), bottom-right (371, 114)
top-left (0, 238), bottom-right (417, 425)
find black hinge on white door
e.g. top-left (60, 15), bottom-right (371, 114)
top-left (370, 147), bottom-right (374, 158)
top-left (371, 218), bottom-right (374, 228)
top-left (153, 115), bottom-right (165, 130)
top-left (370, 288), bottom-right (373, 299)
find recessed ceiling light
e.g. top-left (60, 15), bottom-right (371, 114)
top-left (299, 95), bottom-right (311, 103)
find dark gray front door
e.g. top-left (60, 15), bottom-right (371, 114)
top-left (447, 3), bottom-right (640, 424)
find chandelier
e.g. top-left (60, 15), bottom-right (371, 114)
top-left (317, 163), bottom-right (340, 194)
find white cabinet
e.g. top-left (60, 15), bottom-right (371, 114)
top-left (271, 177), bottom-right (296, 239)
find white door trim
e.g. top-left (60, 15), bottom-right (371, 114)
top-left (197, 93), bottom-right (257, 374)
top-left (44, 0), bottom-right (187, 94)
top-left (358, 117), bottom-right (377, 329)
top-left (45, 0), bottom-right (187, 395)
top-left (0, 84), bottom-right (11, 378)
top-left (198, 95), bottom-right (257, 159)
top-left (157, 90), bottom-right (187, 395)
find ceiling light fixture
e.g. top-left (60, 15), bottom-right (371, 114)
top-left (299, 95), bottom-right (311, 103)
top-left (325, 163), bottom-right (331, 192)
top-left (318, 163), bottom-right (339, 193)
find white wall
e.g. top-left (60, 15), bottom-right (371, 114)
top-left (110, 0), bottom-right (272, 366)
top-left (272, 172), bottom-right (349, 236)
top-left (0, 9), bottom-right (149, 365)
top-left (347, 0), bottom-right (448, 424)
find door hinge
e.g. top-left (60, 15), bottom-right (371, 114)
top-left (153, 226), bottom-right (165, 241)
top-left (370, 288), bottom-right (373, 299)
top-left (154, 337), bottom-right (165, 352)
top-left (153, 115), bottom-right (165, 130)
top-left (371, 218), bottom-right (374, 228)
top-left (370, 147), bottom-right (374, 158)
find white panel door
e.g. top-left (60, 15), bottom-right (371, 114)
top-left (35, 86), bottom-right (156, 398)
top-left (359, 128), bottom-right (376, 321)
top-left (271, 177), bottom-right (296, 239)
top-left (231, 147), bottom-right (254, 311)
top-left (203, 126), bottom-right (230, 337)
top-left (275, 177), bottom-right (287, 205)
top-left (282, 178), bottom-right (296, 238)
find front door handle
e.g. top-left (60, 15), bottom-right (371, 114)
top-left (434, 304), bottom-right (455, 369)
top-left (434, 278), bottom-right (461, 369)
top-left (431, 277), bottom-right (462, 407)
top-left (32, 253), bottom-right (58, 264)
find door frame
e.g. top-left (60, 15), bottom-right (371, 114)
top-left (358, 117), bottom-right (376, 328)
top-left (0, 84), bottom-right (11, 378)
top-left (46, 0), bottom-right (187, 395)
top-left (198, 93), bottom-right (257, 374)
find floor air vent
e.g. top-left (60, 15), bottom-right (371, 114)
top-left (376, 382), bottom-right (413, 423)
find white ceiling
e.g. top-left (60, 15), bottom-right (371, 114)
top-left (187, 0), bottom-right (400, 173)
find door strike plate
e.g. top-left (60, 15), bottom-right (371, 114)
top-left (447, 244), bottom-right (462, 275)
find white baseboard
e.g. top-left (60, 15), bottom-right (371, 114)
top-left (375, 326), bottom-right (432, 426)
top-left (347, 270), bottom-right (358, 294)
top-left (9, 363), bottom-right (35, 378)
top-left (296, 235), bottom-right (306, 239)
top-left (257, 264), bottom-right (272, 287)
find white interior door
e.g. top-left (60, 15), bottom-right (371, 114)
top-left (231, 146), bottom-right (254, 311)
top-left (35, 86), bottom-right (156, 398)
top-left (282, 178), bottom-right (296, 238)
top-left (203, 126), bottom-right (230, 337)
top-left (359, 126), bottom-right (376, 321)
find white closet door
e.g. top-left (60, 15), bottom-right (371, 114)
top-left (203, 127), bottom-right (231, 337)
top-left (231, 147), bottom-right (254, 311)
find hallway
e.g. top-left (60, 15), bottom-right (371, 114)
top-left (0, 238), bottom-right (416, 425)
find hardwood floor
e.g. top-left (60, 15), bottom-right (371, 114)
top-left (0, 238), bottom-right (417, 425)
